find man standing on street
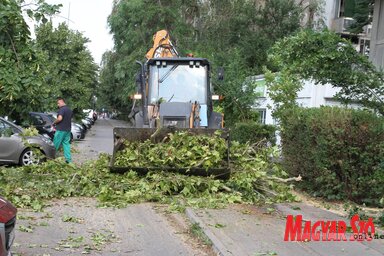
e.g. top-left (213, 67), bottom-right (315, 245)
top-left (53, 97), bottom-right (73, 163)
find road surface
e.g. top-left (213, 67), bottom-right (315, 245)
top-left (13, 119), bottom-right (214, 256)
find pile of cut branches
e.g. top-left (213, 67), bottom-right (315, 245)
top-left (0, 136), bottom-right (298, 210)
top-left (114, 131), bottom-right (227, 170)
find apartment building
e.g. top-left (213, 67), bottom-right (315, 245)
top-left (252, 0), bottom-right (379, 126)
top-left (370, 0), bottom-right (384, 68)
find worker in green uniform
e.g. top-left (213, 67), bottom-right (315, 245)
top-left (52, 97), bottom-right (73, 163)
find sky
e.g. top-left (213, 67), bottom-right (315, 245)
top-left (42, 0), bottom-right (114, 65)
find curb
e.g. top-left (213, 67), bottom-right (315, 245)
top-left (185, 208), bottom-right (232, 256)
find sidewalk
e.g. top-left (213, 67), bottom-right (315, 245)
top-left (186, 203), bottom-right (384, 256)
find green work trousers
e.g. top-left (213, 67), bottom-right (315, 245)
top-left (53, 130), bottom-right (71, 163)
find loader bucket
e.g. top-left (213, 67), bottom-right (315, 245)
top-left (109, 127), bottom-right (231, 179)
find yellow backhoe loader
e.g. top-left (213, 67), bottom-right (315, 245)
top-left (109, 30), bottom-right (229, 178)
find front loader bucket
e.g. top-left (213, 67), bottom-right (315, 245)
top-left (109, 127), bottom-right (230, 179)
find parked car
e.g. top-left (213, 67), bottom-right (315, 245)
top-left (0, 196), bottom-right (17, 256)
top-left (86, 117), bottom-right (95, 125)
top-left (69, 122), bottom-right (85, 141)
top-left (0, 117), bottom-right (55, 166)
top-left (15, 112), bottom-right (56, 140)
top-left (72, 122), bottom-right (86, 140)
top-left (46, 113), bottom-right (85, 141)
top-left (83, 109), bottom-right (97, 122)
top-left (81, 118), bottom-right (92, 129)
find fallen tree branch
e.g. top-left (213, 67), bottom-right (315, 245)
top-left (271, 175), bottom-right (302, 183)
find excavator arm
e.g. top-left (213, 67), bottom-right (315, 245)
top-left (145, 30), bottom-right (179, 59)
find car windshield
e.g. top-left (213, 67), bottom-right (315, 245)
top-left (46, 114), bottom-right (56, 122)
top-left (0, 118), bottom-right (22, 135)
top-left (148, 64), bottom-right (208, 104)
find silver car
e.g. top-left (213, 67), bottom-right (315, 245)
top-left (46, 112), bottom-right (85, 141)
top-left (0, 117), bottom-right (55, 165)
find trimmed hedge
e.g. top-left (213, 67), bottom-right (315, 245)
top-left (231, 122), bottom-right (276, 145)
top-left (280, 106), bottom-right (384, 206)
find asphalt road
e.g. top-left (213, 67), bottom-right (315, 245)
top-left (13, 118), bottom-right (214, 256)
top-left (72, 118), bottom-right (129, 164)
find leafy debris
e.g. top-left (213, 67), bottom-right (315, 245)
top-left (114, 131), bottom-right (228, 170)
top-left (0, 139), bottom-right (297, 210)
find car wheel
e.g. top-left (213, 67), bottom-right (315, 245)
top-left (19, 148), bottom-right (45, 166)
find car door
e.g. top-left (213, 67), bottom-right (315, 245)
top-left (0, 119), bottom-right (22, 163)
top-left (29, 113), bottom-right (45, 128)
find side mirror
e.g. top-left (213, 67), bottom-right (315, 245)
top-left (217, 67), bottom-right (224, 81)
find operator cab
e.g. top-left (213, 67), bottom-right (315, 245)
top-left (147, 58), bottom-right (210, 104)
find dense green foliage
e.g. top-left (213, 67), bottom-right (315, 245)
top-left (35, 22), bottom-right (99, 115)
top-left (231, 122), bottom-right (276, 145)
top-left (267, 29), bottom-right (384, 117)
top-left (0, 0), bottom-right (54, 119)
top-left (348, 0), bottom-right (374, 34)
top-left (0, 144), bottom-right (295, 210)
top-left (0, 0), bottom-right (98, 120)
top-left (280, 106), bottom-right (384, 206)
top-left (115, 131), bottom-right (227, 170)
top-left (100, 0), bottom-right (310, 124)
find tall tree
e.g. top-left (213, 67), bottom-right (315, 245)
top-left (102, 0), bottom-right (194, 113)
top-left (348, 0), bottom-right (374, 34)
top-left (267, 29), bottom-right (384, 118)
top-left (99, 50), bottom-right (129, 111)
top-left (101, 0), bottom-right (311, 124)
top-left (35, 22), bottom-right (99, 115)
top-left (0, 0), bottom-right (60, 120)
top-left (194, 0), bottom-right (305, 124)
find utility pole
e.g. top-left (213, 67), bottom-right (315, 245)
top-left (67, 2), bottom-right (71, 26)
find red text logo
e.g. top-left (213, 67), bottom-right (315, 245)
top-left (284, 214), bottom-right (376, 242)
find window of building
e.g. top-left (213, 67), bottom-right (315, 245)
top-left (257, 109), bottom-right (266, 124)
top-left (359, 38), bottom-right (370, 56)
top-left (254, 78), bottom-right (266, 97)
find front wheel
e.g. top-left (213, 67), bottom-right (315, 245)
top-left (19, 148), bottom-right (45, 166)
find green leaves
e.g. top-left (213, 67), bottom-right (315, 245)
top-left (0, 140), bottom-right (296, 210)
top-left (19, 225), bottom-right (34, 233)
top-left (35, 22), bottom-right (98, 113)
top-left (0, 1), bottom-right (96, 120)
top-left (61, 215), bottom-right (84, 224)
top-left (267, 29), bottom-right (384, 116)
top-left (100, 0), bottom-right (311, 121)
top-left (114, 131), bottom-right (228, 170)
top-left (280, 106), bottom-right (384, 206)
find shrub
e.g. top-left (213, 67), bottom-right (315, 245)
top-left (231, 122), bottom-right (276, 145)
top-left (280, 106), bottom-right (384, 206)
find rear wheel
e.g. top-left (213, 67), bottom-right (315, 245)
top-left (19, 148), bottom-right (45, 166)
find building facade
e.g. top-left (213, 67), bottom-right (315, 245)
top-left (250, 76), bottom-right (359, 125)
top-left (370, 0), bottom-right (384, 68)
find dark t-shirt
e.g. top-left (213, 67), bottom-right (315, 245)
top-left (56, 105), bottom-right (72, 131)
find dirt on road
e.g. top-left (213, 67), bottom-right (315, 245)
top-left (14, 198), bottom-right (215, 256)
top-left (13, 119), bottom-right (216, 256)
